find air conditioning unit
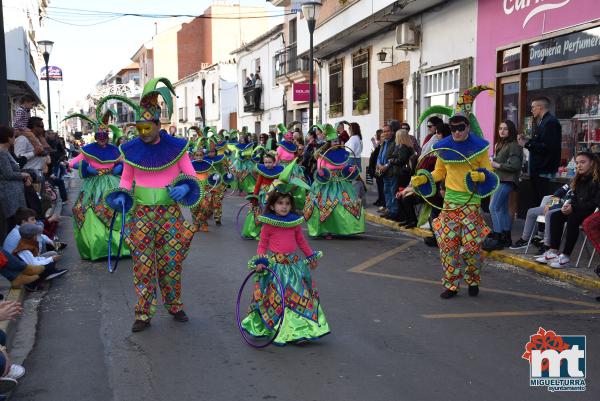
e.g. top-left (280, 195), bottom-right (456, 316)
top-left (395, 23), bottom-right (418, 50)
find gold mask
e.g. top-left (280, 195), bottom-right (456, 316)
top-left (136, 122), bottom-right (154, 137)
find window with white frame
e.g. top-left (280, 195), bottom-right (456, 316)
top-left (423, 65), bottom-right (460, 108)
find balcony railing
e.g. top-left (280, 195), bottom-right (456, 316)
top-left (243, 84), bottom-right (262, 113)
top-left (274, 44), bottom-right (309, 79)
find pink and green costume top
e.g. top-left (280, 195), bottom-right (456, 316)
top-left (105, 132), bottom-right (202, 211)
top-left (241, 213), bottom-right (330, 345)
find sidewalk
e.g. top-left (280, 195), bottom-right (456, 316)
top-left (364, 192), bottom-right (600, 292)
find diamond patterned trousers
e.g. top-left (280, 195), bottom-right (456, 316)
top-left (126, 205), bottom-right (197, 321)
top-left (433, 203), bottom-right (490, 292)
top-left (191, 185), bottom-right (224, 225)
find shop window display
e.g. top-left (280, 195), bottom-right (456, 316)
top-left (525, 60), bottom-right (600, 177)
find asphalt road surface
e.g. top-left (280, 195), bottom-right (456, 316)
top-left (10, 184), bottom-right (600, 401)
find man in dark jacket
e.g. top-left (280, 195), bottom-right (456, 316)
top-left (376, 120), bottom-right (400, 219)
top-left (525, 96), bottom-right (562, 206)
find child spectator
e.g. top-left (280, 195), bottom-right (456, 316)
top-left (11, 95), bottom-right (36, 132)
top-left (3, 208), bottom-right (65, 254)
top-left (12, 224), bottom-right (67, 281)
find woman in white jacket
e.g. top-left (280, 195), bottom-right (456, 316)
top-left (346, 122), bottom-right (363, 170)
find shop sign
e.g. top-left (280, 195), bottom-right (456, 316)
top-left (529, 27), bottom-right (600, 66)
top-left (503, 0), bottom-right (572, 29)
top-left (40, 66), bottom-right (63, 81)
top-left (292, 83), bottom-right (316, 102)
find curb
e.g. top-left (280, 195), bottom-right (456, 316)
top-left (365, 211), bottom-right (600, 292)
top-left (0, 288), bottom-right (24, 345)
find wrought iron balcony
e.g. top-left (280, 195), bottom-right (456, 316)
top-left (274, 44), bottom-right (309, 79)
top-left (243, 84), bottom-right (262, 113)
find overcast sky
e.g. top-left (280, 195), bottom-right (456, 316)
top-left (40, 0), bottom-right (281, 111)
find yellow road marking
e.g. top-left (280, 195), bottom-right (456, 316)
top-left (423, 309), bottom-right (600, 319)
top-left (347, 241), bottom-right (600, 309)
top-left (347, 240), bottom-right (419, 273)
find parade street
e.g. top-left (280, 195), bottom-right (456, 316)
top-left (10, 186), bottom-right (600, 401)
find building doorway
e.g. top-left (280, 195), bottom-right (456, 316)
top-left (382, 79), bottom-right (404, 123)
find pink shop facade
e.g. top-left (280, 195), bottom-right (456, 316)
top-left (476, 0), bottom-right (600, 173)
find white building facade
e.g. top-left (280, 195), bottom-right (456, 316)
top-left (284, 0), bottom-right (477, 158)
top-left (232, 24), bottom-right (285, 135)
top-left (4, 0), bottom-right (49, 118)
top-left (174, 62), bottom-right (238, 137)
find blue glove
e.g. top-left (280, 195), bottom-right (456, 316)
top-left (168, 183), bottom-right (190, 201)
top-left (112, 163), bottom-right (124, 175)
top-left (86, 164), bottom-right (98, 176)
top-left (109, 194), bottom-right (126, 209)
top-left (72, 162), bottom-right (80, 169)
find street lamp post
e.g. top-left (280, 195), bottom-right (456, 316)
top-left (301, 2), bottom-right (321, 129)
top-left (201, 77), bottom-right (206, 129)
top-left (38, 40), bottom-right (54, 130)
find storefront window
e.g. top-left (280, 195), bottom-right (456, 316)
top-left (501, 47), bottom-right (520, 72)
top-left (501, 82), bottom-right (519, 129)
top-left (526, 60), bottom-right (600, 171)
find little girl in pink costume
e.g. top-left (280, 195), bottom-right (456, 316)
top-left (242, 190), bottom-right (330, 345)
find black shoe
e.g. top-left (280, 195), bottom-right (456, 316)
top-left (596, 296), bottom-right (600, 302)
top-left (45, 268), bottom-right (68, 281)
top-left (131, 319), bottom-right (150, 332)
top-left (440, 289), bottom-right (458, 299)
top-left (482, 233), bottom-right (504, 252)
top-left (535, 245), bottom-right (549, 256)
top-left (170, 310), bottom-right (189, 322)
top-left (424, 236), bottom-right (438, 247)
top-left (468, 285), bottom-right (479, 297)
top-left (509, 238), bottom-right (529, 250)
top-left (501, 231), bottom-right (513, 247)
top-left (215, 220), bottom-right (222, 226)
top-left (403, 221), bottom-right (417, 229)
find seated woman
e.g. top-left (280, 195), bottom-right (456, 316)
top-left (509, 184), bottom-right (570, 253)
top-left (536, 152), bottom-right (600, 268)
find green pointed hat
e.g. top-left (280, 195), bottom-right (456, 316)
top-left (313, 123), bottom-right (337, 141)
top-left (138, 77), bottom-right (176, 123)
top-left (270, 159), bottom-right (311, 194)
top-left (416, 84), bottom-right (494, 138)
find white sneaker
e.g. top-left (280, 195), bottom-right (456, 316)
top-left (6, 364), bottom-right (25, 380)
top-left (535, 250), bottom-right (558, 264)
top-left (549, 254), bottom-right (570, 269)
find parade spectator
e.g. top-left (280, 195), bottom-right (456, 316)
top-left (386, 129), bottom-right (414, 222)
top-left (536, 152), bottom-right (600, 268)
top-left (401, 122), bottom-right (421, 157)
top-left (45, 130), bottom-right (68, 202)
top-left (376, 121), bottom-right (400, 219)
top-left (11, 95), bottom-right (36, 131)
top-left (337, 122), bottom-right (349, 144)
top-left (0, 127), bottom-right (28, 229)
top-left (0, 248), bottom-right (43, 288)
top-left (510, 185), bottom-right (568, 254)
top-left (524, 96), bottom-right (562, 206)
top-left (14, 117), bottom-right (49, 181)
top-left (368, 129), bottom-right (385, 208)
top-left (346, 122), bottom-right (363, 170)
top-left (0, 300), bottom-right (26, 389)
top-left (12, 223), bottom-right (67, 281)
top-left (483, 120), bottom-right (523, 251)
top-left (420, 116), bottom-right (444, 157)
top-left (3, 207), bottom-right (65, 254)
top-left (253, 73), bottom-right (262, 109)
top-left (396, 124), bottom-right (449, 229)
top-left (303, 131), bottom-right (318, 184)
